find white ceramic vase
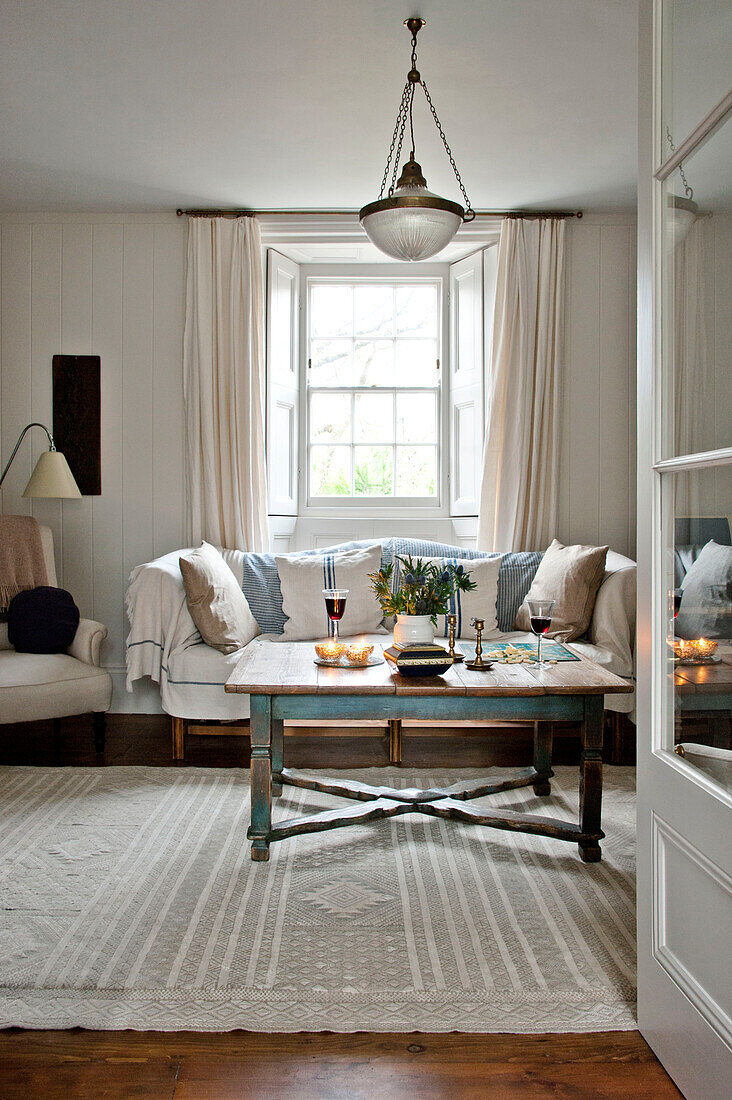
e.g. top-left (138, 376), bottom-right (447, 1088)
top-left (393, 614), bottom-right (434, 647)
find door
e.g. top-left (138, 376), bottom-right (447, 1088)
top-left (636, 4), bottom-right (732, 1097)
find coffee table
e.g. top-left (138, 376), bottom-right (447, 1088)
top-left (225, 639), bottom-right (633, 863)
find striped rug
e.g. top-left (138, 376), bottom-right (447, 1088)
top-left (0, 766), bottom-right (636, 1032)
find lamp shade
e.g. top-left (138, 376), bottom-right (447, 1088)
top-left (23, 450), bottom-right (81, 498)
top-left (360, 158), bottom-right (464, 262)
top-left (666, 194), bottom-right (698, 248)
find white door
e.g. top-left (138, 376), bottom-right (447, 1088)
top-left (636, 4), bottom-right (732, 1097)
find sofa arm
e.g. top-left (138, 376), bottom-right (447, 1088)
top-left (68, 618), bottom-right (108, 666)
top-left (589, 563), bottom-right (636, 678)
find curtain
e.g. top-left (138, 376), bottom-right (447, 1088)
top-left (476, 218), bottom-right (565, 552)
top-left (183, 216), bottom-right (270, 552)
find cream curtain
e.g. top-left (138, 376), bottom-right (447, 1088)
top-left (476, 218), bottom-right (565, 552)
top-left (183, 216), bottom-right (270, 552)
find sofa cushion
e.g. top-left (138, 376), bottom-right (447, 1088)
top-left (676, 540), bottom-right (732, 639)
top-left (515, 539), bottom-right (609, 642)
top-left (179, 543), bottom-right (260, 654)
top-left (277, 544), bottom-right (385, 641)
top-left (423, 555), bottom-right (502, 639)
top-left (391, 539), bottom-right (542, 632)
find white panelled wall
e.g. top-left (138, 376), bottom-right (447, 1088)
top-left (0, 214), bottom-right (186, 711)
top-left (0, 212), bottom-right (635, 713)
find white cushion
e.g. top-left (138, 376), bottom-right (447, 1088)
top-left (0, 651), bottom-right (112, 723)
top-left (423, 555), bottom-right (502, 639)
top-left (676, 540), bottom-right (732, 639)
top-left (276, 544), bottom-right (384, 641)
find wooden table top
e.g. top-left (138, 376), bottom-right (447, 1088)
top-left (674, 653), bottom-right (732, 695)
top-left (225, 638), bottom-right (634, 698)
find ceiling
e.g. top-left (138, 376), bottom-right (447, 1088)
top-left (0, 0), bottom-right (639, 214)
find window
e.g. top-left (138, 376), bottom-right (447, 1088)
top-left (305, 278), bottom-right (442, 505)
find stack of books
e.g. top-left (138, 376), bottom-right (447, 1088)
top-left (383, 642), bottom-right (454, 678)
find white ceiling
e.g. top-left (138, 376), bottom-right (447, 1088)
top-left (0, 0), bottom-right (639, 214)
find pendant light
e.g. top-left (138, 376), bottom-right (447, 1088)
top-left (665, 126), bottom-right (698, 248)
top-left (359, 18), bottom-right (475, 262)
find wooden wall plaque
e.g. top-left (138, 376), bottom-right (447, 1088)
top-left (52, 355), bottom-right (101, 495)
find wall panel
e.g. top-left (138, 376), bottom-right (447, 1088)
top-left (0, 214), bottom-right (186, 711)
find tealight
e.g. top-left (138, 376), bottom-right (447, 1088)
top-left (315, 640), bottom-right (346, 661)
top-left (671, 637), bottom-right (718, 661)
top-left (692, 637), bottom-right (717, 659)
top-left (345, 642), bottom-right (374, 665)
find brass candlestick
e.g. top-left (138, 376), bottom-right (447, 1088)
top-left (447, 613), bottom-right (464, 662)
top-left (465, 617), bottom-right (492, 671)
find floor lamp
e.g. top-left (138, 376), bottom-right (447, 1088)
top-left (0, 422), bottom-right (81, 500)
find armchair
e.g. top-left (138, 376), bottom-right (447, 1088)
top-left (0, 523), bottom-right (112, 750)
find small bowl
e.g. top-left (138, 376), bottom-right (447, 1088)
top-left (314, 641), bottom-right (346, 661)
top-left (345, 643), bottom-right (374, 665)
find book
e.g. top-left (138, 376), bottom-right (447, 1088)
top-left (384, 644), bottom-right (454, 670)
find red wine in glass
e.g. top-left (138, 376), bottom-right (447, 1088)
top-left (527, 599), bottom-right (555, 667)
top-left (672, 589), bottom-right (682, 618)
top-left (322, 588), bottom-right (349, 641)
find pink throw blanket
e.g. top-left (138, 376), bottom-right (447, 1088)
top-left (0, 514), bottom-right (49, 618)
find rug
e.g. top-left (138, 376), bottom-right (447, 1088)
top-left (0, 765), bottom-right (636, 1032)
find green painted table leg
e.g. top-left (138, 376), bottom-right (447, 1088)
top-left (248, 694), bottom-right (272, 861)
top-left (579, 694), bottom-right (605, 862)
top-left (271, 717), bottom-right (284, 797)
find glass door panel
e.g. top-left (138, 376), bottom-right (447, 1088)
top-left (661, 0), bottom-right (732, 156)
top-left (660, 117), bottom-right (731, 459)
top-left (660, 465), bottom-right (732, 795)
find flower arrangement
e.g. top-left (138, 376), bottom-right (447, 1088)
top-left (368, 555), bottom-right (476, 621)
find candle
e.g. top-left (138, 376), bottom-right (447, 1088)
top-left (315, 640), bottom-right (346, 661)
top-left (345, 641), bottom-right (374, 665)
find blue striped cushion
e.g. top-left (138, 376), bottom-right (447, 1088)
top-left (390, 538), bottom-right (542, 632)
top-left (241, 540), bottom-right (392, 634)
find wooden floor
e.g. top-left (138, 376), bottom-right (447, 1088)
top-left (0, 715), bottom-right (668, 1098)
top-left (0, 1029), bottom-right (680, 1099)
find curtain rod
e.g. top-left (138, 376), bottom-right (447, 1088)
top-left (176, 207), bottom-right (582, 219)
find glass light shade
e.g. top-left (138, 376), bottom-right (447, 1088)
top-left (23, 450), bottom-right (81, 498)
top-left (360, 165), bottom-right (464, 262)
top-left (665, 194), bottom-right (698, 248)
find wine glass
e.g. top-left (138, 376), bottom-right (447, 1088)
top-left (671, 588), bottom-right (683, 618)
top-left (323, 588), bottom-right (349, 643)
top-left (527, 599), bottom-right (555, 668)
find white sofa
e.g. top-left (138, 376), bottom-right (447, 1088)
top-left (126, 542), bottom-right (637, 741)
top-left (0, 525), bottom-right (112, 747)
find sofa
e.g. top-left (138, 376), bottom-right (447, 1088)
top-left (0, 524), bottom-right (112, 748)
top-left (126, 538), bottom-right (637, 755)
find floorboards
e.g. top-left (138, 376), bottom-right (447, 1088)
top-left (0, 1029), bottom-right (680, 1099)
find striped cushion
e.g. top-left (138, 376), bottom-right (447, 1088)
top-left (391, 539), bottom-right (543, 632)
top-left (240, 540), bottom-right (392, 635)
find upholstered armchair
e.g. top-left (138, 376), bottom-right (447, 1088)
top-left (0, 524), bottom-right (112, 750)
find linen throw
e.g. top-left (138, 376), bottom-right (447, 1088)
top-left (0, 514), bottom-right (49, 619)
top-left (477, 218), bottom-right (565, 552)
top-left (183, 216), bottom-right (270, 552)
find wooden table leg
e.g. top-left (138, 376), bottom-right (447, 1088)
top-left (532, 721), bottom-right (553, 796)
top-left (248, 695), bottom-right (272, 861)
top-left (271, 717), bottom-right (284, 797)
top-left (388, 719), bottom-right (402, 765)
top-left (579, 695), bottom-right (604, 862)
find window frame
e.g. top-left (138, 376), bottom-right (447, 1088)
top-left (298, 264), bottom-right (450, 519)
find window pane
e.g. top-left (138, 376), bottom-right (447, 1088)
top-left (661, 465), bottom-right (732, 795)
top-left (354, 393), bottom-right (393, 444)
top-left (310, 285), bottom-right (353, 338)
top-left (396, 285), bottom-right (437, 336)
top-left (354, 340), bottom-right (394, 386)
top-left (662, 0), bottom-right (731, 157)
top-left (310, 393), bottom-right (351, 445)
top-left (309, 339), bottom-right (352, 387)
top-left (310, 446), bottom-right (351, 496)
top-left (396, 446), bottom-right (436, 496)
top-left (354, 446), bottom-right (393, 496)
top-left (354, 285), bottom-right (394, 337)
top-left (395, 339), bottom-right (439, 386)
top-left (397, 392), bottom-right (437, 443)
top-left (661, 119), bottom-right (731, 457)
